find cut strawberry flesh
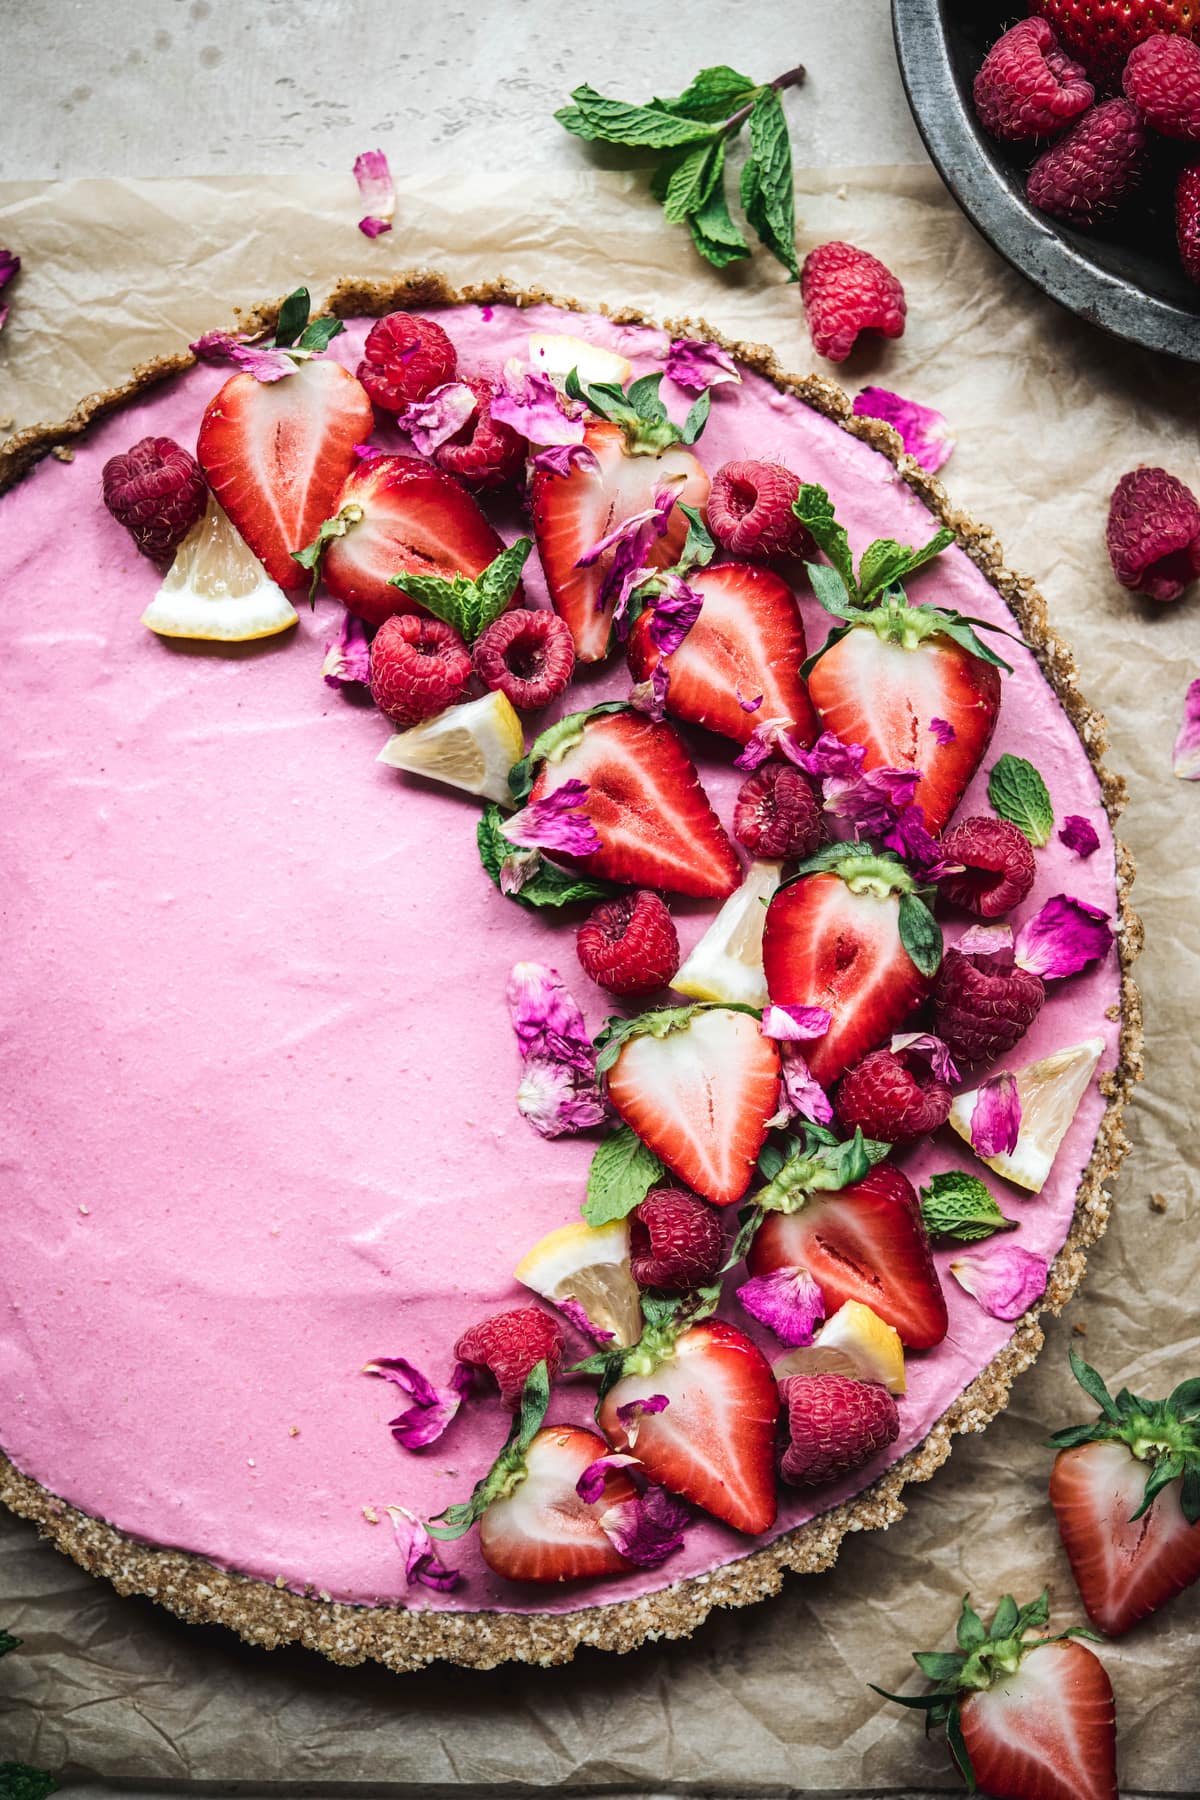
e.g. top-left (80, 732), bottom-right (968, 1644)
top-left (477, 1424), bottom-right (636, 1584)
top-left (762, 873), bottom-right (931, 1088)
top-left (1050, 1439), bottom-right (1200, 1637)
top-left (959, 1640), bottom-right (1118, 1800)
top-left (321, 456), bottom-right (514, 629)
top-left (627, 562), bottom-right (818, 746)
top-left (807, 626), bottom-right (1001, 834)
top-left (598, 1320), bottom-right (779, 1534)
top-left (747, 1165), bottom-right (948, 1350)
top-left (196, 360), bottom-right (374, 591)
top-left (606, 1008), bottom-right (779, 1208)
top-left (529, 711), bottom-right (741, 900)
top-left (532, 422), bottom-right (710, 663)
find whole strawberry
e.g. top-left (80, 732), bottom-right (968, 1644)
top-left (1049, 1347), bottom-right (1200, 1635)
top-left (102, 436), bottom-right (208, 561)
top-left (799, 242), bottom-right (906, 363)
top-left (974, 18), bottom-right (1094, 143)
top-left (1027, 98), bottom-right (1147, 224)
top-left (778, 1372), bottom-right (899, 1486)
top-left (1124, 30), bottom-right (1200, 136)
top-left (1106, 464), bottom-right (1200, 600)
top-left (1177, 159), bottom-right (1200, 278)
top-left (1034, 0), bottom-right (1198, 85)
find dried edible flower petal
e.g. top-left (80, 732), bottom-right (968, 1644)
top-left (734, 715), bottom-right (817, 772)
top-left (321, 611), bottom-right (371, 690)
top-left (399, 381), bottom-right (478, 455)
top-left (762, 1003), bottom-right (833, 1042)
top-left (501, 779), bottom-right (602, 858)
top-left (597, 1482), bottom-right (690, 1568)
top-left (557, 1296), bottom-right (615, 1342)
top-left (969, 1071), bottom-right (1022, 1158)
top-left (0, 248), bottom-right (19, 334)
top-left (950, 1246), bottom-right (1048, 1321)
top-left (736, 685), bottom-right (764, 713)
top-left (1014, 895), bottom-right (1113, 981)
top-left (852, 386), bottom-right (955, 473)
top-left (384, 1505), bottom-right (460, 1591)
top-left (891, 1031), bottom-right (959, 1085)
top-left (576, 1451), bottom-right (642, 1505)
top-left (663, 337), bottom-right (742, 392)
top-left (354, 149), bottom-right (396, 238)
top-left (516, 1055), bottom-right (609, 1138)
top-left (929, 716), bottom-right (957, 745)
top-left (615, 1393), bottom-right (670, 1448)
top-left (1058, 815), bottom-right (1100, 858)
top-left (576, 485), bottom-right (680, 633)
top-left (736, 1265), bottom-right (826, 1347)
top-left (645, 571), bottom-right (703, 657)
top-left (490, 359), bottom-right (586, 446)
top-left (531, 442), bottom-right (601, 478)
top-left (507, 961), bottom-right (608, 1138)
top-left (364, 1355), bottom-right (474, 1449)
top-left (629, 664), bottom-right (669, 721)
top-left (190, 330), bottom-right (297, 383)
top-left (1173, 677), bottom-right (1200, 780)
top-left (778, 1044), bottom-right (834, 1127)
top-left (956, 922), bottom-right (1014, 958)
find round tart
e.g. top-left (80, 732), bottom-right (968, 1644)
top-left (0, 276), bottom-right (1141, 1670)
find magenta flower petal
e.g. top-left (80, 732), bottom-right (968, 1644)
top-left (557, 1297), bottom-right (615, 1343)
top-left (789, 731), bottom-right (867, 781)
top-left (664, 337), bottom-right (742, 392)
top-left (398, 381), bottom-right (478, 455)
top-left (950, 1246), bottom-right (1048, 1321)
top-left (531, 442), bottom-right (601, 477)
top-left (852, 387), bottom-right (955, 474)
top-left (490, 358), bottom-right (586, 446)
top-left (576, 485), bottom-right (679, 571)
top-left (929, 716), bottom-right (957, 745)
top-left (507, 961), bottom-right (607, 1139)
top-left (575, 1451), bottom-right (642, 1505)
top-left (779, 1044), bottom-right (834, 1127)
top-left (734, 716), bottom-right (814, 772)
top-left (629, 664), bottom-right (669, 721)
top-left (1013, 895), bottom-right (1113, 981)
top-left (647, 571), bottom-right (704, 656)
top-left (321, 611), bottom-right (371, 690)
top-left (516, 1056), bottom-right (609, 1137)
top-left (891, 1031), bottom-right (959, 1085)
top-left (970, 1072), bottom-right (1022, 1158)
top-left (501, 779), bottom-right (602, 857)
top-left (354, 148), bottom-right (396, 238)
top-left (614, 1394), bottom-right (670, 1448)
top-left (597, 1483), bottom-right (690, 1568)
top-left (190, 330), bottom-right (296, 383)
top-left (737, 1266), bottom-right (826, 1347)
top-left (498, 846), bottom-right (543, 895)
top-left (0, 249), bottom-right (18, 333)
top-left (384, 1505), bottom-right (461, 1592)
top-left (1173, 678), bottom-right (1200, 780)
top-left (736, 685), bottom-right (764, 713)
top-left (1058, 815), bottom-right (1100, 858)
top-left (762, 1003), bottom-right (833, 1042)
top-left (364, 1356), bottom-right (474, 1449)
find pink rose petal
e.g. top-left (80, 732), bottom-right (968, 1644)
top-left (956, 922), bottom-right (1015, 958)
top-left (789, 731), bottom-right (867, 781)
top-left (736, 1265), bottom-right (826, 1347)
top-left (576, 485), bottom-right (680, 632)
top-left (734, 716), bottom-right (816, 772)
top-left (950, 1246), bottom-right (1048, 1321)
top-left (778, 1045), bottom-right (834, 1127)
top-left (629, 664), bottom-right (670, 721)
top-left (398, 381), bottom-right (478, 455)
top-left (736, 685), bottom-right (764, 713)
top-left (663, 337), bottom-right (742, 392)
top-left (891, 1031), bottom-right (959, 1085)
top-left (507, 961), bottom-right (608, 1139)
top-left (354, 148), bottom-right (395, 238)
top-left (970, 1071), bottom-right (1022, 1158)
top-left (384, 1505), bottom-right (461, 1592)
top-left (1173, 677), bottom-right (1200, 780)
top-left (575, 1451), bottom-right (642, 1506)
top-left (190, 330), bottom-right (296, 383)
top-left (852, 387), bottom-right (955, 474)
top-left (1013, 895), bottom-right (1113, 981)
top-left (1058, 815), bottom-right (1100, 858)
top-left (531, 442), bottom-right (601, 477)
top-left (646, 571), bottom-right (703, 657)
top-left (500, 779), bottom-right (602, 857)
top-left (0, 248), bottom-right (19, 334)
top-left (490, 359), bottom-right (586, 446)
top-left (321, 611), bottom-right (371, 690)
top-left (821, 762), bottom-right (952, 877)
top-left (762, 1004), bottom-right (833, 1042)
top-left (597, 1483), bottom-right (690, 1568)
top-left (515, 1055), bottom-right (609, 1138)
top-left (557, 1297), bottom-right (615, 1343)
top-left (364, 1356), bottom-right (474, 1449)
top-left (615, 1393), bottom-right (670, 1448)
top-left (929, 716), bottom-right (957, 745)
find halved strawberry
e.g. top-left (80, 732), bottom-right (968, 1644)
top-left (477, 1423), bottom-right (638, 1584)
top-left (806, 624), bottom-right (1001, 836)
top-left (598, 1319), bottom-right (779, 1534)
top-left (627, 562), bottom-right (818, 747)
top-left (1048, 1350), bottom-right (1200, 1636)
top-left (747, 1163), bottom-right (948, 1350)
top-left (318, 455), bottom-right (514, 629)
top-left (528, 710), bottom-right (741, 899)
top-left (604, 1006), bottom-right (780, 1208)
top-left (762, 855), bottom-right (937, 1089)
top-left (532, 422), bottom-right (710, 662)
top-left (196, 359), bottom-right (373, 591)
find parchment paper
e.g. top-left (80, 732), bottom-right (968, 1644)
top-left (0, 163), bottom-right (1197, 1797)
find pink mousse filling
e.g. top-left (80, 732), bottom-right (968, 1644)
top-left (0, 304), bottom-right (1122, 1614)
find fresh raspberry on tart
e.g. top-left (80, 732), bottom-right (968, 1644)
top-left (102, 435), bottom-right (208, 561)
top-left (473, 607), bottom-right (575, 711)
top-left (834, 1044), bottom-right (953, 1144)
top-left (937, 816), bottom-right (1037, 917)
top-left (732, 761), bottom-right (823, 859)
top-left (369, 613), bottom-right (473, 728)
top-left (706, 459), bottom-right (815, 559)
top-left (778, 1372), bottom-right (900, 1487)
top-left (628, 1188), bottom-right (725, 1292)
top-left (357, 311), bottom-right (458, 412)
top-left (453, 1307), bottom-right (564, 1410)
top-left (575, 890), bottom-right (680, 996)
top-left (433, 376), bottom-right (527, 489)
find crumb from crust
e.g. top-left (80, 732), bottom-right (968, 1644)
top-left (1150, 1192), bottom-right (1168, 1213)
top-left (1072, 1320), bottom-right (1088, 1335)
top-left (0, 272), bottom-right (1143, 1672)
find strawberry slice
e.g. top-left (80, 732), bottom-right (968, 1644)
top-left (317, 455), bottom-right (515, 629)
top-left (604, 1006), bottom-right (780, 1208)
top-left (532, 422), bottom-right (710, 662)
top-left (528, 710), bottom-right (741, 900)
top-left (477, 1423), bottom-right (637, 1584)
top-left (627, 562), bottom-right (818, 747)
top-left (747, 1163), bottom-right (948, 1350)
top-left (762, 850), bottom-right (939, 1089)
top-left (196, 360), bottom-right (373, 591)
top-left (598, 1319), bottom-right (779, 1534)
top-left (1048, 1349), bottom-right (1200, 1636)
top-left (806, 624), bottom-right (1001, 835)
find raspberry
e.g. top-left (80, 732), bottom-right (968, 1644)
top-left (1027, 98), bottom-right (1147, 225)
top-left (454, 1308), bottom-right (564, 1411)
top-left (778, 1373), bottom-right (900, 1488)
top-left (800, 242), bottom-right (906, 365)
top-left (1177, 160), bottom-right (1200, 280)
top-left (1124, 32), bottom-right (1200, 137)
top-left (473, 608), bottom-right (575, 711)
top-left (974, 18), bottom-right (1093, 143)
top-left (732, 762), bottom-right (823, 859)
top-left (833, 1047), bottom-right (952, 1144)
top-left (933, 947), bottom-right (1046, 1067)
top-left (706, 461), bottom-right (815, 559)
top-left (101, 436), bottom-right (208, 561)
top-left (629, 1188), bottom-right (724, 1292)
top-left (936, 816), bottom-right (1037, 918)
top-left (1106, 464), bottom-right (1200, 600)
top-left (433, 377), bottom-right (526, 489)
top-left (576, 891), bottom-right (680, 996)
top-left (357, 313), bottom-right (457, 414)
top-left (369, 614), bottom-right (472, 727)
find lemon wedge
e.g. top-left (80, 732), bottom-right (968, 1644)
top-left (772, 1345), bottom-right (862, 1384)
top-left (528, 331), bottom-right (632, 390)
top-left (815, 1300), bottom-right (906, 1395)
top-left (673, 860), bottom-right (782, 1006)
top-left (376, 689), bottom-right (524, 805)
top-left (948, 1037), bottom-right (1105, 1193)
top-left (141, 496), bottom-right (298, 641)
top-left (514, 1219), bottom-right (642, 1348)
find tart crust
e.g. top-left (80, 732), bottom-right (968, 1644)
top-left (0, 273), bottom-right (1143, 1671)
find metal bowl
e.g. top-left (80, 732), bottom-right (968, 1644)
top-left (892, 0), bottom-right (1200, 361)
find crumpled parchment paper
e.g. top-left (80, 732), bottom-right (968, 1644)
top-left (0, 163), bottom-right (1197, 1797)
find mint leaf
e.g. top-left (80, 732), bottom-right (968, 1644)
top-left (919, 1172), bottom-right (1017, 1242)
top-left (477, 806), bottom-right (612, 911)
top-left (656, 65), bottom-right (759, 123)
top-left (296, 314), bottom-right (346, 354)
top-left (793, 484), bottom-right (856, 599)
top-left (0, 1767), bottom-right (58, 1800)
top-left (987, 753), bottom-right (1054, 847)
top-left (583, 1127), bottom-right (664, 1226)
top-left (563, 84), bottom-right (716, 148)
top-left (472, 538), bottom-right (534, 635)
top-left (897, 892), bottom-right (943, 979)
top-left (0, 1631), bottom-right (19, 1657)
top-left (391, 540), bottom-right (532, 643)
top-left (688, 150), bottom-right (750, 268)
top-left (856, 528), bottom-right (954, 604)
top-left (273, 286), bottom-right (311, 348)
top-left (740, 87), bottom-right (799, 278)
top-left (662, 141), bottom-right (720, 224)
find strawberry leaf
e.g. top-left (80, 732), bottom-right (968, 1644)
top-left (677, 504), bottom-right (715, 573)
top-left (919, 1172), bottom-right (1017, 1242)
top-left (956, 1595), bottom-right (987, 1651)
top-left (991, 1594), bottom-right (1019, 1638)
top-left (806, 561), bottom-right (860, 620)
top-left (913, 1650), bottom-right (968, 1683)
top-left (945, 1706), bottom-right (975, 1791)
top-left (987, 754), bottom-right (1054, 848)
top-left (898, 893), bottom-right (943, 978)
top-left (296, 315), bottom-right (346, 354)
top-left (1129, 1454), bottom-right (1186, 1522)
top-left (583, 1127), bottom-right (664, 1226)
top-left (1068, 1345), bottom-right (1123, 1420)
top-left (681, 389), bottom-right (711, 444)
top-left (930, 614), bottom-right (1015, 674)
top-left (0, 1631), bottom-right (20, 1657)
top-left (428, 1360), bottom-right (552, 1540)
top-left (1181, 1464), bottom-right (1200, 1526)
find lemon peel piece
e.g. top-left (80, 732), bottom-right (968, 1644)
top-left (376, 690), bottom-right (524, 805)
top-left (673, 860), bottom-right (782, 1006)
top-left (514, 1218), bottom-right (642, 1348)
top-left (528, 331), bottom-right (632, 389)
top-left (141, 496), bottom-right (297, 641)
top-left (816, 1299), bottom-right (906, 1395)
top-left (948, 1037), bottom-right (1105, 1193)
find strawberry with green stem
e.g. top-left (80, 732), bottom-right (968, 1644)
top-left (875, 1590), bottom-right (1117, 1800)
top-left (1048, 1347), bottom-right (1200, 1636)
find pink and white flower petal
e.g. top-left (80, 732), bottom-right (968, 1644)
top-left (663, 337), bottom-right (742, 392)
top-left (363, 1355), bottom-right (474, 1449)
top-left (321, 611), bottom-right (371, 690)
top-left (384, 1504), bottom-right (461, 1591)
top-left (736, 1266), bottom-right (826, 1347)
top-left (354, 148), bottom-right (396, 237)
top-left (762, 1003), bottom-right (833, 1042)
top-left (949, 1246), bottom-right (1048, 1321)
top-left (890, 1031), bottom-right (959, 1084)
top-left (1173, 678), bottom-right (1200, 780)
top-left (852, 387), bottom-right (955, 474)
top-left (501, 780), bottom-right (602, 858)
top-left (1013, 895), bottom-right (1113, 981)
top-left (399, 382), bottom-right (478, 455)
top-left (597, 1483), bottom-right (690, 1568)
top-left (969, 1071), bottom-right (1022, 1158)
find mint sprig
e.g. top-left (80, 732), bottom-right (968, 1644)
top-left (390, 538), bottom-right (533, 642)
top-left (583, 1126), bottom-right (664, 1226)
top-left (557, 64), bottom-right (806, 276)
top-left (477, 805), bottom-right (613, 912)
top-left (272, 285), bottom-right (345, 353)
top-left (987, 753), bottom-right (1055, 847)
top-left (919, 1172), bottom-right (1017, 1243)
